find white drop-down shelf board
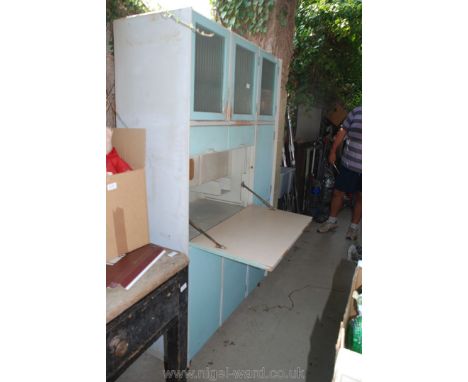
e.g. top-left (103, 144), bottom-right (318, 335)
top-left (189, 205), bottom-right (312, 271)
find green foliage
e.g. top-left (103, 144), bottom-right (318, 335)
top-left (288, 0), bottom-right (362, 111)
top-left (210, 0), bottom-right (276, 35)
top-left (106, 0), bottom-right (150, 23)
top-left (107, 0), bottom-right (150, 53)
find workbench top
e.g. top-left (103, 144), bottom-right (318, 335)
top-left (106, 244), bottom-right (189, 323)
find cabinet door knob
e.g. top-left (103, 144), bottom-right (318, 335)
top-left (109, 336), bottom-right (129, 357)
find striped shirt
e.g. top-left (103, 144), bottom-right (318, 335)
top-left (341, 106), bottom-right (362, 173)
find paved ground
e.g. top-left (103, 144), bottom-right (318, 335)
top-left (117, 208), bottom-right (359, 382)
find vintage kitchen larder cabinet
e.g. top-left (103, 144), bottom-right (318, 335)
top-left (113, 7), bottom-right (311, 360)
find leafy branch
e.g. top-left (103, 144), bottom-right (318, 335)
top-left (106, 0), bottom-right (150, 24)
top-left (210, 0), bottom-right (276, 35)
top-left (288, 0), bottom-right (362, 111)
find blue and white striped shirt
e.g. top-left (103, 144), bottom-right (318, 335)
top-left (341, 106), bottom-right (362, 174)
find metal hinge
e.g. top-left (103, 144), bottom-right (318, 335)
top-left (241, 182), bottom-right (275, 210)
top-left (189, 220), bottom-right (227, 249)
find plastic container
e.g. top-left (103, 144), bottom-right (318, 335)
top-left (345, 291), bottom-right (362, 354)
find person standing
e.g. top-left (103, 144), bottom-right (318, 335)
top-left (317, 106), bottom-right (362, 240)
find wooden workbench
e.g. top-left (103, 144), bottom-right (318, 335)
top-left (106, 244), bottom-right (189, 381)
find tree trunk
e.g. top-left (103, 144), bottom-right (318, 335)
top-left (107, 23), bottom-right (116, 128)
top-left (236, 0), bottom-right (297, 205)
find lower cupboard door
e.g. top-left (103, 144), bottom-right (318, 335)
top-left (221, 258), bottom-right (247, 323)
top-left (188, 246), bottom-right (222, 360)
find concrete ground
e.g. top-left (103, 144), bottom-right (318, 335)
top-left (117, 208), bottom-right (358, 382)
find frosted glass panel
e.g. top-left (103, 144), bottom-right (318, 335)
top-left (260, 58), bottom-right (275, 116)
top-left (194, 24), bottom-right (225, 113)
top-left (233, 45), bottom-right (255, 115)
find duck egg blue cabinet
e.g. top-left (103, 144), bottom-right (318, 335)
top-left (254, 125), bottom-right (275, 204)
top-left (187, 246), bottom-right (222, 360)
top-left (221, 258), bottom-right (248, 323)
top-left (114, 7), bottom-right (309, 363)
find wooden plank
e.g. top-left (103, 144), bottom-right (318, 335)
top-left (190, 205), bottom-right (312, 271)
top-left (189, 159), bottom-right (194, 180)
top-left (106, 245), bottom-right (189, 323)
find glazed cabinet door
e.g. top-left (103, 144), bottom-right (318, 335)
top-left (231, 36), bottom-right (258, 120)
top-left (191, 12), bottom-right (230, 120)
top-left (258, 52), bottom-right (279, 121)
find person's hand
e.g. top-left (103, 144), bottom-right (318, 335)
top-left (328, 151), bottom-right (336, 165)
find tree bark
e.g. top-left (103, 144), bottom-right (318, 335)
top-left (236, 0), bottom-right (298, 205)
top-left (106, 23), bottom-right (116, 128)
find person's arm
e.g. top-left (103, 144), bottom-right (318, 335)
top-left (328, 127), bottom-right (347, 164)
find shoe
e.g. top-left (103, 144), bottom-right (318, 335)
top-left (317, 221), bottom-right (338, 233)
top-left (346, 227), bottom-right (358, 240)
top-left (347, 244), bottom-right (362, 262)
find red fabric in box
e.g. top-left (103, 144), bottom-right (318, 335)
top-left (107, 147), bottom-right (132, 174)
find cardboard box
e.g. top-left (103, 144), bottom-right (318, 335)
top-left (333, 265), bottom-right (362, 382)
top-left (107, 128), bottom-right (149, 263)
top-left (333, 348), bottom-right (363, 382)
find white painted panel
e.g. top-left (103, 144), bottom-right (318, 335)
top-left (190, 205), bottom-right (312, 271)
top-left (114, 9), bottom-right (192, 254)
top-left (204, 146), bottom-right (254, 206)
top-left (200, 151), bottom-right (229, 183)
top-left (191, 179), bottom-right (229, 196)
